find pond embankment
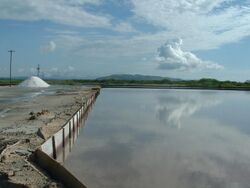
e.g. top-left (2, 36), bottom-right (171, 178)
top-left (0, 86), bottom-right (100, 187)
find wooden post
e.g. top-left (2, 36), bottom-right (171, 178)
top-left (52, 136), bottom-right (57, 159)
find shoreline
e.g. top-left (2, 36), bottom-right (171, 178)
top-left (100, 84), bottom-right (250, 91)
top-left (0, 86), bottom-right (100, 187)
top-left (2, 83), bottom-right (250, 91)
top-left (1, 84), bottom-right (249, 187)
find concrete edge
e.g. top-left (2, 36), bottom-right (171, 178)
top-left (31, 88), bottom-right (100, 188)
top-left (33, 149), bottom-right (86, 188)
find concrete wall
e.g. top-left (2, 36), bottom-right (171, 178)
top-left (33, 89), bottom-right (99, 188)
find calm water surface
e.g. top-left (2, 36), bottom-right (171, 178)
top-left (65, 88), bottom-right (250, 188)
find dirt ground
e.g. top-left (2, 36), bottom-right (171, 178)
top-left (0, 86), bottom-right (99, 187)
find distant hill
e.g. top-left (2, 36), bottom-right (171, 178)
top-left (96, 74), bottom-right (180, 81)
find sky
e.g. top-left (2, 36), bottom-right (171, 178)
top-left (0, 0), bottom-right (250, 81)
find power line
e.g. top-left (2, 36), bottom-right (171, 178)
top-left (8, 50), bottom-right (15, 87)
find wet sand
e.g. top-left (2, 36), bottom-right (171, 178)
top-left (0, 86), bottom-right (98, 187)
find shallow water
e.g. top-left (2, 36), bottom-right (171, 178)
top-left (65, 88), bottom-right (250, 188)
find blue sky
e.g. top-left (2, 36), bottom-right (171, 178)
top-left (0, 0), bottom-right (250, 81)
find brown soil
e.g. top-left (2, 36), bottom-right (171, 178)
top-left (0, 86), bottom-right (99, 187)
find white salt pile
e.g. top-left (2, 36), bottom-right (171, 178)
top-left (18, 76), bottom-right (50, 88)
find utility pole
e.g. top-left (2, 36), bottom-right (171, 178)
top-left (37, 64), bottom-right (40, 77)
top-left (8, 50), bottom-right (15, 87)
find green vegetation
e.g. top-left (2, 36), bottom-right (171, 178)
top-left (47, 78), bottom-right (250, 90)
top-left (0, 78), bottom-right (22, 86)
top-left (1, 78), bottom-right (250, 90)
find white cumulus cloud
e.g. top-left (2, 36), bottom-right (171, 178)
top-left (41, 41), bottom-right (57, 53)
top-left (131, 0), bottom-right (250, 50)
top-left (156, 39), bottom-right (223, 71)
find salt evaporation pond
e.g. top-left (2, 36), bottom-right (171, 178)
top-left (65, 88), bottom-right (250, 188)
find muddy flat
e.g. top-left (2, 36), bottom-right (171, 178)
top-left (0, 85), bottom-right (96, 187)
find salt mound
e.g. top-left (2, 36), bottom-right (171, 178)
top-left (18, 76), bottom-right (50, 88)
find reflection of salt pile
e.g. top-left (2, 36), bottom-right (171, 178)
top-left (18, 76), bottom-right (50, 88)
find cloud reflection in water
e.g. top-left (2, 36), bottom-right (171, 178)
top-left (156, 91), bottom-right (221, 128)
top-left (65, 89), bottom-right (250, 188)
